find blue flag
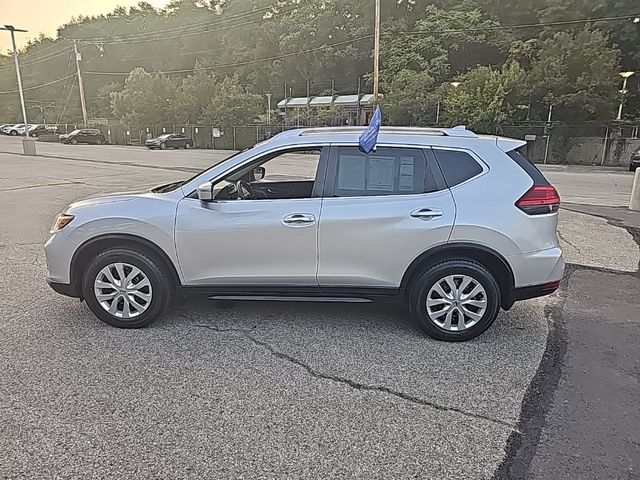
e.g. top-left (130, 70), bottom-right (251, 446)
top-left (359, 106), bottom-right (382, 154)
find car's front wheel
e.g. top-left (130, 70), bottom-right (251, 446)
top-left (10, 130), bottom-right (17, 136)
top-left (408, 259), bottom-right (500, 342)
top-left (96, 138), bottom-right (103, 145)
top-left (82, 248), bottom-right (173, 328)
top-left (184, 142), bottom-right (192, 149)
top-left (70, 138), bottom-right (78, 145)
top-left (160, 142), bottom-right (167, 150)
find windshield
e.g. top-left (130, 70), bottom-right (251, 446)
top-left (157, 134), bottom-right (172, 139)
top-left (151, 149), bottom-right (249, 193)
top-left (69, 129), bottom-right (81, 135)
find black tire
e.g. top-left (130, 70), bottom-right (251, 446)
top-left (82, 248), bottom-right (173, 328)
top-left (30, 132), bottom-right (37, 138)
top-left (408, 259), bottom-right (501, 342)
top-left (96, 138), bottom-right (102, 145)
top-left (184, 142), bottom-right (192, 149)
top-left (70, 138), bottom-right (78, 145)
top-left (630, 164), bottom-right (637, 172)
top-left (10, 130), bottom-right (17, 136)
top-left (160, 142), bottom-right (167, 150)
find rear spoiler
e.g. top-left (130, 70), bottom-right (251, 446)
top-left (496, 137), bottom-right (527, 152)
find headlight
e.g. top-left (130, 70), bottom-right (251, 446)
top-left (51, 214), bottom-right (75, 233)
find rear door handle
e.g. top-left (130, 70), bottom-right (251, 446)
top-left (282, 213), bottom-right (316, 227)
top-left (410, 208), bottom-right (444, 220)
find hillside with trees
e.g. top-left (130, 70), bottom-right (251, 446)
top-left (0, 0), bottom-right (638, 132)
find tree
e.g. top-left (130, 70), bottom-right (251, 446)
top-left (173, 66), bottom-right (216, 123)
top-left (384, 70), bottom-right (439, 126)
top-left (524, 29), bottom-right (619, 121)
top-left (200, 74), bottom-right (262, 128)
top-left (110, 68), bottom-right (177, 126)
top-left (441, 64), bottom-right (526, 131)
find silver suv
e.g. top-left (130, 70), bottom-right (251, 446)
top-left (45, 126), bottom-right (564, 341)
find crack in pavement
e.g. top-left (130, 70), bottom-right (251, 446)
top-left (557, 231), bottom-right (583, 255)
top-left (0, 181), bottom-right (86, 193)
top-left (194, 323), bottom-right (518, 431)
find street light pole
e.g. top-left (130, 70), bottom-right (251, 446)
top-left (372, 0), bottom-right (381, 103)
top-left (1, 25), bottom-right (29, 137)
top-left (616, 71), bottom-right (635, 121)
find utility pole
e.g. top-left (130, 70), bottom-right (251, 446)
top-left (373, 0), bottom-right (381, 103)
top-left (356, 76), bottom-right (362, 125)
top-left (543, 104), bottom-right (553, 164)
top-left (73, 40), bottom-right (88, 126)
top-left (1, 25), bottom-right (29, 135)
top-left (266, 93), bottom-right (272, 124)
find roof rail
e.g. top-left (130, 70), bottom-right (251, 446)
top-left (298, 126), bottom-right (478, 138)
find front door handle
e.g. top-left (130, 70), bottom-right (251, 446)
top-left (282, 213), bottom-right (316, 227)
top-left (410, 208), bottom-right (444, 220)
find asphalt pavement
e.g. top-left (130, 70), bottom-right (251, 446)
top-left (0, 136), bottom-right (638, 479)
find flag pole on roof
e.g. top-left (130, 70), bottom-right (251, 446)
top-left (359, 106), bottom-right (382, 154)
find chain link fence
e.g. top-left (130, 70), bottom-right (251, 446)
top-left (22, 119), bottom-right (640, 166)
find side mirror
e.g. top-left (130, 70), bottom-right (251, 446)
top-left (253, 166), bottom-right (266, 181)
top-left (197, 181), bottom-right (214, 202)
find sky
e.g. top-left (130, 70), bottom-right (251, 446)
top-left (0, 0), bottom-right (170, 53)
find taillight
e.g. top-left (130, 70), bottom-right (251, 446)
top-left (516, 185), bottom-right (560, 215)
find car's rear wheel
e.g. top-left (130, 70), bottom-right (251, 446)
top-left (70, 138), bottom-right (78, 145)
top-left (408, 259), bottom-right (500, 342)
top-left (82, 248), bottom-right (173, 328)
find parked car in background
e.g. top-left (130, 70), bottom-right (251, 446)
top-left (4, 124), bottom-right (26, 136)
top-left (629, 147), bottom-right (640, 172)
top-left (45, 126), bottom-right (564, 342)
top-left (60, 129), bottom-right (106, 145)
top-left (145, 133), bottom-right (193, 150)
top-left (27, 124), bottom-right (58, 137)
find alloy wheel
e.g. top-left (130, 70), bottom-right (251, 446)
top-left (94, 262), bottom-right (153, 319)
top-left (426, 274), bottom-right (487, 331)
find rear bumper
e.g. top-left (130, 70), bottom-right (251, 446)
top-left (503, 247), bottom-right (564, 309)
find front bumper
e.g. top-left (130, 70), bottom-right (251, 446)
top-left (47, 278), bottom-right (79, 298)
top-left (44, 231), bottom-right (78, 284)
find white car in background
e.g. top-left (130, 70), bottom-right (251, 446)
top-left (4, 124), bottom-right (30, 136)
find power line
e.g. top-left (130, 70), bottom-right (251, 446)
top-left (0, 41), bottom-right (71, 70)
top-left (0, 73), bottom-right (77, 95)
top-left (394, 14), bottom-right (639, 36)
top-left (84, 36), bottom-right (374, 77)
top-left (69, 7), bottom-right (280, 45)
top-left (71, 6), bottom-right (276, 42)
top-left (0, 48), bottom-right (73, 71)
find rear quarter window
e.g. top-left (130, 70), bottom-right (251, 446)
top-left (507, 149), bottom-right (549, 185)
top-left (433, 149), bottom-right (483, 187)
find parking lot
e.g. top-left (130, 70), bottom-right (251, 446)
top-left (0, 135), bottom-right (638, 478)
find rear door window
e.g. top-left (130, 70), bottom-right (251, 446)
top-left (326, 146), bottom-right (428, 197)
